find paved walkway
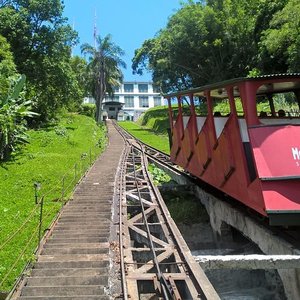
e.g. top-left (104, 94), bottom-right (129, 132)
top-left (15, 120), bottom-right (124, 299)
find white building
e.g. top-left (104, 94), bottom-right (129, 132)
top-left (83, 81), bottom-right (165, 121)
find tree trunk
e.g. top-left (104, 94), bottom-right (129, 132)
top-left (95, 77), bottom-right (104, 123)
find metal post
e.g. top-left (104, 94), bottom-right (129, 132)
top-left (38, 197), bottom-right (44, 244)
top-left (89, 148), bottom-right (92, 166)
top-left (61, 176), bottom-right (65, 205)
top-left (34, 182), bottom-right (41, 204)
top-left (74, 163), bottom-right (77, 180)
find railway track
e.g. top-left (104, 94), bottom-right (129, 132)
top-left (115, 122), bottom-right (219, 299)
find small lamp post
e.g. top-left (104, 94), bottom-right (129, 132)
top-left (34, 182), bottom-right (41, 204)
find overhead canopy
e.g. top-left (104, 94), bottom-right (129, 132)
top-left (102, 101), bottom-right (124, 106)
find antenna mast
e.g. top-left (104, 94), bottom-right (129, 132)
top-left (93, 9), bottom-right (97, 48)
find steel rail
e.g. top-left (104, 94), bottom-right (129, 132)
top-left (131, 146), bottom-right (174, 299)
top-left (116, 125), bottom-right (135, 300)
top-left (135, 138), bottom-right (220, 299)
top-left (118, 146), bottom-right (130, 300)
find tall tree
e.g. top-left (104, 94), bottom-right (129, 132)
top-left (254, 0), bottom-right (288, 74)
top-left (0, 0), bottom-right (78, 122)
top-left (133, 0), bottom-right (292, 92)
top-left (132, 1), bottom-right (261, 93)
top-left (260, 0), bottom-right (300, 73)
top-left (81, 34), bottom-right (126, 123)
top-left (69, 56), bottom-right (88, 109)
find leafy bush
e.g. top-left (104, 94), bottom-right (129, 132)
top-left (0, 75), bottom-right (38, 160)
top-left (148, 163), bottom-right (171, 185)
top-left (0, 35), bottom-right (17, 100)
top-left (79, 104), bottom-right (96, 118)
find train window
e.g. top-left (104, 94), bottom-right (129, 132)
top-left (212, 97), bottom-right (230, 116)
top-left (194, 96), bottom-right (207, 116)
top-left (257, 89), bottom-right (300, 125)
top-left (212, 97), bottom-right (230, 138)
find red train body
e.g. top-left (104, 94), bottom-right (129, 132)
top-left (165, 74), bottom-right (300, 225)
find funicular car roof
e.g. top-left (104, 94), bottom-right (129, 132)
top-left (164, 73), bottom-right (300, 99)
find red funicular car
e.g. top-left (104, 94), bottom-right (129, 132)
top-left (165, 74), bottom-right (300, 225)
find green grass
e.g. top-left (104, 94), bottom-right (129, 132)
top-left (147, 164), bottom-right (208, 224)
top-left (118, 120), bottom-right (170, 154)
top-left (0, 114), bottom-right (107, 292)
top-left (162, 190), bottom-right (209, 224)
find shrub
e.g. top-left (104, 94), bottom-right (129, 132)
top-left (79, 103), bottom-right (96, 118)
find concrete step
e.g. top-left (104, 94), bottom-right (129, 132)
top-left (50, 229), bottom-right (109, 235)
top-left (54, 225), bottom-right (109, 230)
top-left (66, 202), bottom-right (111, 206)
top-left (31, 268), bottom-right (108, 277)
top-left (62, 208), bottom-right (110, 213)
top-left (56, 220), bottom-right (110, 225)
top-left (58, 218), bottom-right (110, 224)
top-left (64, 206), bottom-right (110, 210)
top-left (21, 286), bottom-right (104, 297)
top-left (44, 242), bottom-right (108, 249)
top-left (72, 196), bottom-right (112, 199)
top-left (50, 232), bottom-right (109, 238)
top-left (46, 237), bottom-right (108, 244)
top-left (61, 213), bottom-right (109, 217)
top-left (33, 261), bottom-right (109, 269)
top-left (26, 276), bottom-right (108, 286)
top-left (64, 205), bottom-right (111, 209)
top-left (19, 296), bottom-right (109, 300)
top-left (58, 217), bottom-right (111, 224)
top-left (41, 247), bottom-right (108, 255)
top-left (62, 209), bottom-right (111, 213)
top-left (38, 254), bottom-right (109, 262)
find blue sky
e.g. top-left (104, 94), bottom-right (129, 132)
top-left (63, 0), bottom-right (183, 81)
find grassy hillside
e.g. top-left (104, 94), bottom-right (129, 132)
top-left (119, 121), bottom-right (170, 154)
top-left (0, 114), bottom-right (106, 292)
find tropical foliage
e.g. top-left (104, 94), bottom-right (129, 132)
top-left (132, 0), bottom-right (300, 93)
top-left (0, 0), bottom-right (79, 122)
top-left (81, 34), bottom-right (126, 123)
top-left (0, 75), bottom-right (38, 160)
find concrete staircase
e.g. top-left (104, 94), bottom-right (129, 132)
top-left (15, 120), bottom-right (124, 299)
top-left (18, 197), bottom-right (112, 299)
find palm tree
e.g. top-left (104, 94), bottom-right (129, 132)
top-left (81, 34), bottom-right (126, 123)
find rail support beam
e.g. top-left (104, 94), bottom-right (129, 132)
top-left (195, 254), bottom-right (300, 270)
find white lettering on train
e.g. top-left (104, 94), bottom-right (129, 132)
top-left (292, 147), bottom-right (300, 160)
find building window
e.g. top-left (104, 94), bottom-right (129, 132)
top-left (109, 107), bottom-right (116, 111)
top-left (125, 96), bottom-right (134, 108)
top-left (124, 84), bottom-right (133, 92)
top-left (139, 96), bottom-right (149, 108)
top-left (113, 86), bottom-right (120, 92)
top-left (154, 97), bottom-right (162, 106)
top-left (138, 84), bottom-right (148, 93)
top-left (113, 96), bottom-right (119, 102)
